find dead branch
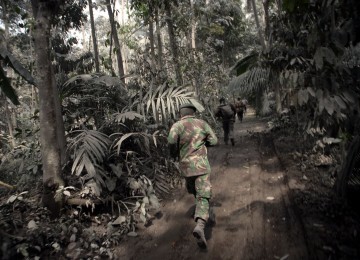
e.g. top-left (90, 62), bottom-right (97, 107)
top-left (0, 230), bottom-right (25, 240)
top-left (0, 180), bottom-right (15, 189)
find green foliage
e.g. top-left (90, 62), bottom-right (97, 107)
top-left (282, 0), bottom-right (309, 13)
top-left (59, 71), bottom-right (185, 228)
top-left (50, 0), bottom-right (87, 31)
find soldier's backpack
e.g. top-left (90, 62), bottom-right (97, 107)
top-left (219, 105), bottom-right (234, 119)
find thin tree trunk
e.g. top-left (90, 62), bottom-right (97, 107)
top-left (4, 97), bottom-right (16, 148)
top-left (31, 0), bottom-right (64, 218)
top-left (250, 0), bottom-right (266, 50)
top-left (1, 2), bottom-right (16, 148)
top-left (190, 0), bottom-right (196, 50)
top-left (263, 0), bottom-right (270, 40)
top-left (106, 0), bottom-right (125, 83)
top-left (29, 26), bottom-right (38, 110)
top-left (335, 136), bottom-right (360, 198)
top-left (164, 0), bottom-right (182, 86)
top-left (274, 81), bottom-right (282, 114)
top-left (148, 6), bottom-right (156, 73)
top-left (88, 0), bottom-right (100, 72)
top-left (155, 7), bottom-right (164, 70)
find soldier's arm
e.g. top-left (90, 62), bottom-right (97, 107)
top-left (230, 103), bottom-right (236, 113)
top-left (214, 107), bottom-right (222, 120)
top-left (167, 124), bottom-right (180, 160)
top-left (204, 123), bottom-right (218, 147)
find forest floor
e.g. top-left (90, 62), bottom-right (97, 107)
top-left (1, 107), bottom-right (359, 259)
top-left (113, 107), bottom-right (360, 260)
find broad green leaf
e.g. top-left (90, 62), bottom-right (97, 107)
top-left (71, 149), bottom-right (84, 175)
top-left (105, 177), bottom-right (116, 192)
top-left (324, 97), bottom-right (334, 115)
top-left (149, 194), bottom-right (160, 209)
top-left (83, 155), bottom-right (97, 179)
top-left (109, 163), bottom-right (123, 178)
top-left (115, 133), bottom-right (137, 154)
top-left (189, 98), bottom-right (205, 112)
top-left (307, 87), bottom-right (315, 97)
top-left (112, 215), bottom-right (126, 225)
top-left (334, 95), bottom-right (346, 109)
top-left (7, 195), bottom-right (18, 204)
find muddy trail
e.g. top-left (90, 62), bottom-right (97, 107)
top-left (115, 109), bottom-right (309, 260)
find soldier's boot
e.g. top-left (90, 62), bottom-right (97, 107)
top-left (193, 218), bottom-right (207, 249)
top-left (230, 138), bottom-right (235, 146)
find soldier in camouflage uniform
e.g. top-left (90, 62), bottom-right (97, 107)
top-left (168, 103), bottom-right (218, 249)
top-left (215, 97), bottom-right (236, 146)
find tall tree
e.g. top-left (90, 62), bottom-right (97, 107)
top-left (88, 0), bottom-right (100, 72)
top-left (147, 1), bottom-right (157, 73)
top-left (155, 6), bottom-right (164, 70)
top-left (164, 0), bottom-right (182, 86)
top-left (250, 0), bottom-right (266, 50)
top-left (106, 0), bottom-right (125, 83)
top-left (30, 0), bottom-right (64, 217)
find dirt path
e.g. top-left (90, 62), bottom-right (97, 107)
top-left (115, 108), bottom-right (310, 260)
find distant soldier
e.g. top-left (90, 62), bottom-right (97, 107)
top-left (215, 97), bottom-right (236, 146)
top-left (234, 97), bottom-right (246, 122)
top-left (168, 103), bottom-right (218, 249)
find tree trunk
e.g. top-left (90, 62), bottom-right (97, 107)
top-left (155, 7), bottom-right (164, 70)
top-left (190, 0), bottom-right (199, 95)
top-left (106, 0), bottom-right (125, 83)
top-left (164, 0), bottom-right (183, 86)
top-left (190, 0), bottom-right (196, 50)
top-left (262, 0), bottom-right (270, 40)
top-left (31, 0), bottom-right (64, 218)
top-left (274, 78), bottom-right (282, 114)
top-left (148, 5), bottom-right (157, 74)
top-left (88, 0), bottom-right (100, 72)
top-left (3, 96), bottom-right (16, 148)
top-left (51, 65), bottom-right (67, 166)
top-left (250, 0), bottom-right (266, 50)
top-left (1, 2), bottom-right (16, 148)
top-left (335, 136), bottom-right (360, 198)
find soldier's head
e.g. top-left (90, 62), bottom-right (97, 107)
top-left (237, 97), bottom-right (241, 101)
top-left (219, 97), bottom-right (226, 104)
top-left (179, 103), bottom-right (196, 117)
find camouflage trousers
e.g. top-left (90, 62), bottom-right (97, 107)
top-left (185, 173), bottom-right (212, 221)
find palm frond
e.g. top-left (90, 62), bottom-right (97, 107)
top-left (229, 52), bottom-right (259, 76)
top-left (113, 111), bottom-right (144, 123)
top-left (112, 132), bottom-right (152, 156)
top-left (68, 129), bottom-right (110, 176)
top-left (140, 84), bottom-right (204, 122)
top-left (228, 67), bottom-right (271, 94)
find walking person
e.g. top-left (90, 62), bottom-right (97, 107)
top-left (167, 103), bottom-right (218, 249)
top-left (234, 97), bottom-right (244, 122)
top-left (215, 97), bottom-right (236, 146)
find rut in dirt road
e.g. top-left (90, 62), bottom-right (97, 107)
top-left (115, 110), bottom-right (310, 260)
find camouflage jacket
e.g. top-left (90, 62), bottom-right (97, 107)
top-left (167, 115), bottom-right (218, 177)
